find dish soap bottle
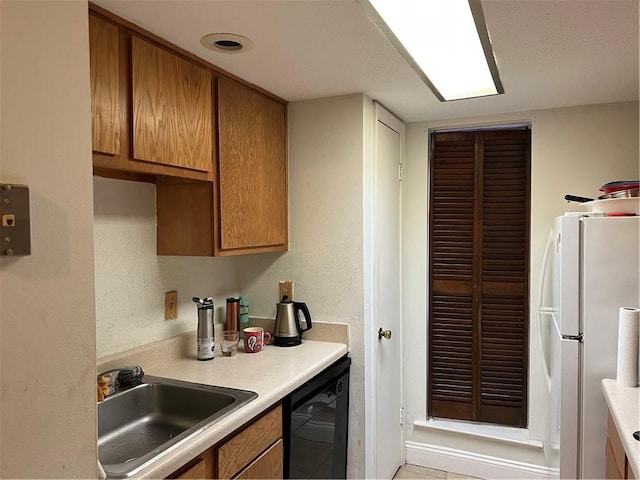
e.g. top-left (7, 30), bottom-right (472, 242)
top-left (192, 297), bottom-right (215, 361)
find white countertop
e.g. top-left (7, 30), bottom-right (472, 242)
top-left (602, 379), bottom-right (640, 478)
top-left (119, 340), bottom-right (348, 479)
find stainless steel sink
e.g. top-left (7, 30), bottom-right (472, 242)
top-left (98, 375), bottom-right (257, 478)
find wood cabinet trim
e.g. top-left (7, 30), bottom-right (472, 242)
top-left (93, 166), bottom-right (156, 184)
top-left (215, 244), bottom-right (290, 256)
top-left (93, 156), bottom-right (214, 181)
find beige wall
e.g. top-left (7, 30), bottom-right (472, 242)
top-left (93, 177), bottom-right (242, 357)
top-left (402, 101), bottom-right (640, 465)
top-left (237, 94), bottom-right (368, 478)
top-left (0, 1), bottom-right (97, 477)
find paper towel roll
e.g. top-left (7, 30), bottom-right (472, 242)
top-left (616, 307), bottom-right (639, 387)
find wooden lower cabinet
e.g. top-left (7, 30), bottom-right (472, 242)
top-left (236, 440), bottom-right (283, 479)
top-left (217, 405), bottom-right (282, 479)
top-left (607, 438), bottom-right (624, 480)
top-left (167, 404), bottom-right (283, 480)
top-left (606, 411), bottom-right (636, 479)
top-left (171, 451), bottom-right (214, 480)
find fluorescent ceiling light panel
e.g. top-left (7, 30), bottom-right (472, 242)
top-left (367, 0), bottom-right (503, 101)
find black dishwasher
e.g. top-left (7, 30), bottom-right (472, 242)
top-left (283, 355), bottom-right (351, 479)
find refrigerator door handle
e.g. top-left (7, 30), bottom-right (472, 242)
top-left (562, 333), bottom-right (584, 342)
top-left (537, 309), bottom-right (556, 393)
top-left (536, 229), bottom-right (556, 393)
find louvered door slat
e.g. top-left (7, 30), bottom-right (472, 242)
top-left (430, 132), bottom-right (475, 286)
top-left (429, 132), bottom-right (476, 420)
top-left (430, 292), bottom-right (474, 418)
top-left (480, 125), bottom-right (529, 429)
top-left (429, 129), bottom-right (529, 428)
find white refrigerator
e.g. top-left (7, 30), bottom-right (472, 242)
top-left (543, 214), bottom-right (639, 479)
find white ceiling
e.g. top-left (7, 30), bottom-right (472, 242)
top-left (93, 0), bottom-right (639, 123)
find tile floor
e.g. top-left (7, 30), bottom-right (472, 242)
top-left (393, 463), bottom-right (483, 480)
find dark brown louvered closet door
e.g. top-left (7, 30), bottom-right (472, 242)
top-left (428, 129), bottom-right (530, 428)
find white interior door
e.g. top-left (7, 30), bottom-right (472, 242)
top-left (373, 104), bottom-right (404, 479)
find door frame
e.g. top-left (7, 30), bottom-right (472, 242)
top-left (364, 102), bottom-right (405, 478)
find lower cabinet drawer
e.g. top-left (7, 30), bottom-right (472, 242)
top-left (235, 439), bottom-right (283, 479)
top-left (170, 451), bottom-right (213, 479)
top-left (217, 405), bottom-right (282, 479)
top-left (166, 403), bottom-right (283, 480)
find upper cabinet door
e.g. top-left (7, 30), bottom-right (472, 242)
top-left (217, 77), bottom-right (288, 253)
top-left (131, 37), bottom-right (213, 172)
top-left (89, 15), bottom-right (120, 155)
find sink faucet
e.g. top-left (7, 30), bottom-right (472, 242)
top-left (97, 366), bottom-right (145, 400)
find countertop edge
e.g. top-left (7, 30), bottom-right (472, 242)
top-left (127, 341), bottom-right (349, 479)
top-left (602, 379), bottom-right (640, 479)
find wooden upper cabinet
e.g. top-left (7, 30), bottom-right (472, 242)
top-left (89, 4), bottom-right (289, 257)
top-left (131, 37), bottom-right (213, 172)
top-left (89, 15), bottom-right (120, 155)
top-left (217, 77), bottom-right (288, 253)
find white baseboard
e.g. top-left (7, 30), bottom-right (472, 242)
top-left (405, 441), bottom-right (559, 479)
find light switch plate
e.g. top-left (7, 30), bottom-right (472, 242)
top-left (0, 184), bottom-right (30, 256)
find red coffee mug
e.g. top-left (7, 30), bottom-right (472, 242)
top-left (243, 327), bottom-right (271, 353)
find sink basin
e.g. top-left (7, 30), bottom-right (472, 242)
top-left (98, 375), bottom-right (257, 478)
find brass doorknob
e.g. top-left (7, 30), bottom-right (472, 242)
top-left (378, 328), bottom-right (392, 340)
